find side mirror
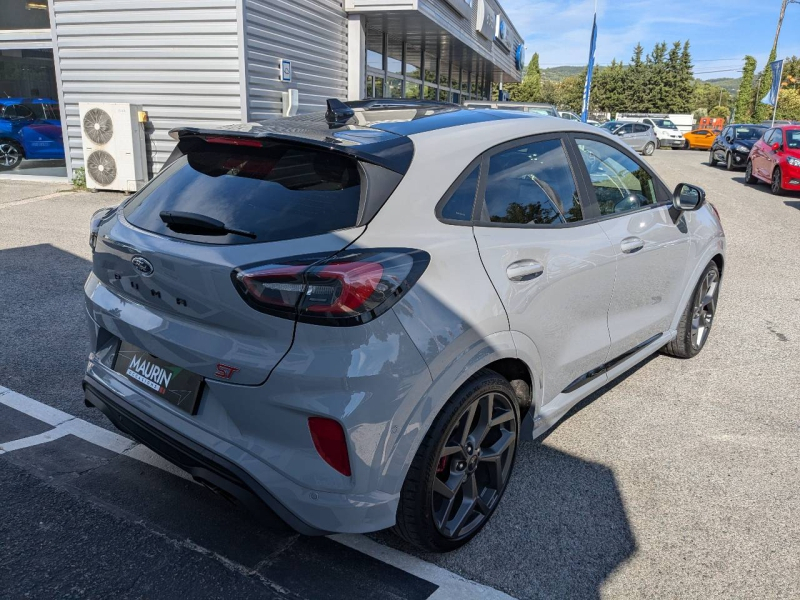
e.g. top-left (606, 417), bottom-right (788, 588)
top-left (771, 142), bottom-right (781, 152)
top-left (613, 129), bottom-right (623, 136)
top-left (673, 183), bottom-right (706, 212)
top-left (725, 135), bottom-right (732, 143)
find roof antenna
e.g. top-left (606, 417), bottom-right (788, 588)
top-left (325, 98), bottom-right (354, 124)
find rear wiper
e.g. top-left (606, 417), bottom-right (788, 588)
top-left (159, 211), bottom-right (257, 239)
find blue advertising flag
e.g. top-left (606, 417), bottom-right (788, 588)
top-left (761, 59), bottom-right (784, 106)
top-left (581, 14), bottom-right (598, 123)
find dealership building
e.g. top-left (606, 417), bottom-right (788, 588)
top-left (1, 0), bottom-right (524, 180)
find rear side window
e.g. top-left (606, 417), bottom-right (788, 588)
top-left (440, 164), bottom-right (479, 221)
top-left (634, 124), bottom-right (649, 133)
top-left (123, 142), bottom-right (362, 245)
top-left (479, 138), bottom-right (583, 226)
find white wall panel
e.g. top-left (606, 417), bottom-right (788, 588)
top-left (51, 0), bottom-right (243, 176)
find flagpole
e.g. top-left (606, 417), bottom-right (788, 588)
top-left (771, 59), bottom-right (784, 127)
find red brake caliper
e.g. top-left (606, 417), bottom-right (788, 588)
top-left (436, 456), bottom-right (448, 474)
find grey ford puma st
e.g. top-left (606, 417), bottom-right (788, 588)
top-left (83, 101), bottom-right (725, 552)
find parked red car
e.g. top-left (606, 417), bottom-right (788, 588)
top-left (745, 125), bottom-right (800, 195)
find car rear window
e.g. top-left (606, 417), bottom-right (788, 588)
top-left (123, 141), bottom-right (362, 245)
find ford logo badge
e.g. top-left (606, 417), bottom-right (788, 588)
top-left (131, 255), bottom-right (154, 277)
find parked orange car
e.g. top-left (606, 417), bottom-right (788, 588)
top-left (684, 129), bottom-right (717, 150)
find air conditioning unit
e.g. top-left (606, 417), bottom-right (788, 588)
top-left (79, 102), bottom-right (147, 192)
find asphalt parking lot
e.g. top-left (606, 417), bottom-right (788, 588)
top-left (1, 148), bottom-right (799, 599)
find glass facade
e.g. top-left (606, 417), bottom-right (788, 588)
top-left (364, 28), bottom-right (491, 104)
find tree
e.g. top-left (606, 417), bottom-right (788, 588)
top-left (735, 56), bottom-right (757, 123)
top-left (709, 106), bottom-right (731, 120)
top-left (776, 88), bottom-right (800, 120)
top-left (509, 52), bottom-right (542, 102)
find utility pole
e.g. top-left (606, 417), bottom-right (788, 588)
top-left (772, 0), bottom-right (800, 57)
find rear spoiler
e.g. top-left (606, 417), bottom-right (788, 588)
top-left (168, 121), bottom-right (414, 174)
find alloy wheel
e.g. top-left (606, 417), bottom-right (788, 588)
top-left (691, 269), bottom-right (719, 350)
top-left (0, 143), bottom-right (21, 168)
top-left (772, 169), bottom-right (783, 195)
top-left (431, 391), bottom-right (517, 540)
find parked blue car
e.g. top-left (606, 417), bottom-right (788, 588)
top-left (0, 98), bottom-right (65, 170)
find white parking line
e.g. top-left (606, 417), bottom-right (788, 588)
top-left (0, 385), bottom-right (517, 600)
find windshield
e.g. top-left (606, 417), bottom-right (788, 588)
top-left (652, 119), bottom-right (677, 129)
top-left (733, 126), bottom-right (766, 141)
top-left (786, 130), bottom-right (800, 149)
top-left (526, 106), bottom-right (558, 117)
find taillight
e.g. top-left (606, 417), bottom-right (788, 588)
top-left (308, 417), bottom-right (351, 476)
top-left (232, 249), bottom-right (429, 326)
top-left (89, 206), bottom-right (117, 251)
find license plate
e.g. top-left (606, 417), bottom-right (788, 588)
top-left (113, 341), bottom-right (204, 414)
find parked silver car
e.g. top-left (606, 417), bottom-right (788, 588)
top-left (601, 120), bottom-right (659, 155)
top-left (83, 101), bottom-right (725, 552)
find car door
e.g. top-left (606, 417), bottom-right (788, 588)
top-left (571, 134), bottom-right (691, 360)
top-left (713, 127), bottom-right (728, 162)
top-left (471, 134), bottom-right (616, 404)
top-left (633, 124), bottom-right (651, 149)
top-left (763, 129), bottom-right (783, 178)
top-left (751, 129), bottom-right (772, 178)
top-left (16, 104), bottom-right (63, 159)
top-left (614, 123), bottom-right (640, 151)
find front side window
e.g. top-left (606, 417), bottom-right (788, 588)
top-left (441, 164), bottom-right (479, 221)
top-left (480, 139), bottom-right (583, 226)
top-left (576, 138), bottom-right (658, 216)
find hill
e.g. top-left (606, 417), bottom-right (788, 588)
top-left (701, 77), bottom-right (741, 94)
top-left (541, 66), bottom-right (585, 81)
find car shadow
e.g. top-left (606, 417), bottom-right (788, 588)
top-left (1, 242), bottom-right (638, 599)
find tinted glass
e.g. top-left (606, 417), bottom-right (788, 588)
top-left (787, 130), bottom-right (800, 149)
top-left (618, 123), bottom-right (634, 134)
top-left (576, 138), bottom-right (658, 216)
top-left (405, 43), bottom-right (422, 78)
top-left (366, 29), bottom-right (384, 70)
top-left (0, 0), bottom-right (51, 29)
top-left (633, 124), bottom-right (649, 133)
top-left (482, 139), bottom-right (583, 225)
top-left (123, 143), bottom-right (361, 245)
top-left (15, 104), bottom-right (34, 119)
top-left (387, 36), bottom-right (403, 74)
top-left (2, 105), bottom-right (16, 118)
top-left (441, 164), bottom-right (479, 221)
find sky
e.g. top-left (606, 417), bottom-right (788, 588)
top-left (502, 0), bottom-right (800, 79)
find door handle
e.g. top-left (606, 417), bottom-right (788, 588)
top-left (620, 237), bottom-right (645, 254)
top-left (506, 260), bottom-right (544, 281)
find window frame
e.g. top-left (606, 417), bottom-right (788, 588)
top-left (435, 157), bottom-right (483, 226)
top-left (566, 132), bottom-right (673, 223)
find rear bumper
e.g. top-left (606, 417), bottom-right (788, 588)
top-left (83, 380), bottom-right (326, 536)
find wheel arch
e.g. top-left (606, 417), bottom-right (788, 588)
top-left (383, 331), bottom-right (542, 497)
top-left (0, 137), bottom-right (25, 158)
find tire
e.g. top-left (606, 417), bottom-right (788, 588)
top-left (708, 149), bottom-right (718, 166)
top-left (725, 152), bottom-right (734, 170)
top-left (643, 142), bottom-right (655, 156)
top-left (771, 167), bottom-right (785, 196)
top-left (744, 160), bottom-right (758, 184)
top-left (662, 261), bottom-right (720, 359)
top-left (393, 369), bottom-right (519, 552)
top-left (0, 141), bottom-right (23, 171)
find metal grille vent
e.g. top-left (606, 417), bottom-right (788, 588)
top-left (86, 150), bottom-right (117, 186)
top-left (83, 108), bottom-right (114, 145)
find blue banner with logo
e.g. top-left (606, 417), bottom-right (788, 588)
top-left (761, 59), bottom-right (784, 106)
top-left (581, 14), bottom-right (598, 123)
